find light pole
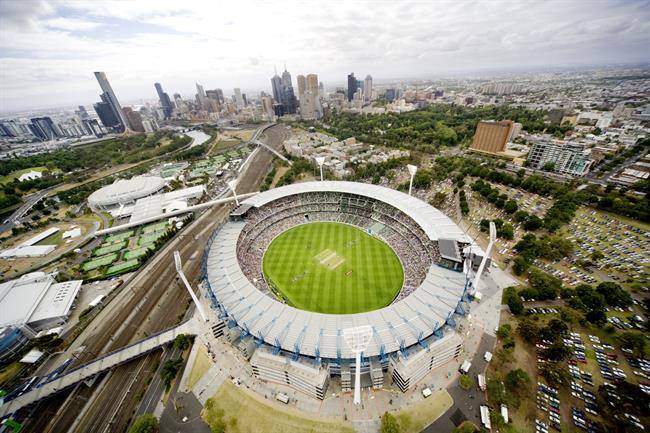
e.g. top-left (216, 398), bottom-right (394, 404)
top-left (227, 179), bottom-right (239, 206)
top-left (470, 221), bottom-right (496, 296)
top-left (315, 156), bottom-right (325, 181)
top-left (343, 326), bottom-right (372, 405)
top-left (407, 164), bottom-right (418, 196)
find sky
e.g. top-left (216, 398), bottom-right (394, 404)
top-left (1, 0), bottom-right (649, 112)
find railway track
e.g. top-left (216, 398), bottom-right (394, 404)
top-left (19, 124), bottom-right (289, 433)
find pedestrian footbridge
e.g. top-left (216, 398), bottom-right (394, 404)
top-left (0, 320), bottom-right (197, 418)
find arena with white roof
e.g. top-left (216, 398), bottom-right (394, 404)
top-left (204, 181), bottom-right (483, 398)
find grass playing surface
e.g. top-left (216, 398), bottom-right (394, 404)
top-left (262, 222), bottom-right (403, 314)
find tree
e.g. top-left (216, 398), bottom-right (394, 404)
top-left (518, 317), bottom-right (540, 343)
top-left (539, 362), bottom-right (569, 388)
top-left (129, 414), bottom-right (159, 433)
top-left (459, 374), bottom-right (474, 390)
top-left (618, 332), bottom-right (646, 356)
top-left (380, 412), bottom-right (400, 433)
top-left (523, 215), bottom-right (543, 231)
top-left (596, 282), bottom-right (633, 308)
top-left (496, 324), bottom-right (512, 339)
top-left (504, 199), bottom-right (518, 214)
top-left (505, 368), bottom-right (530, 393)
top-left (173, 334), bottom-right (193, 351)
top-left (160, 358), bottom-right (183, 389)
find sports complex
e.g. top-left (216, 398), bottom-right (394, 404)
top-left (204, 181), bottom-right (486, 399)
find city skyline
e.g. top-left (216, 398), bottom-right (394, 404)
top-left (1, 0), bottom-right (649, 111)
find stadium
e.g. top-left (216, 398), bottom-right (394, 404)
top-left (204, 181), bottom-right (485, 399)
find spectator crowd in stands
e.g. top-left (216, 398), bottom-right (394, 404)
top-left (236, 192), bottom-right (442, 302)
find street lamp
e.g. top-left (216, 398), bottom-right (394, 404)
top-left (227, 179), bottom-right (239, 206)
top-left (315, 156), bottom-right (325, 181)
top-left (407, 164), bottom-right (418, 196)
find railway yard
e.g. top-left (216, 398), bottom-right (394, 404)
top-left (12, 124), bottom-right (289, 433)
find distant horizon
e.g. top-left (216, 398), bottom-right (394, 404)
top-left (2, 0), bottom-right (649, 113)
top-left (2, 61), bottom-right (649, 116)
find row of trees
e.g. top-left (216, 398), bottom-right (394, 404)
top-left (512, 233), bottom-right (573, 275)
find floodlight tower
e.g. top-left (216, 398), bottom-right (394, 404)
top-left (315, 156), bottom-right (325, 181)
top-left (227, 179), bottom-right (239, 205)
top-left (407, 164), bottom-right (418, 196)
top-left (174, 251), bottom-right (208, 322)
top-left (343, 325), bottom-right (373, 405)
top-left (470, 221), bottom-right (496, 296)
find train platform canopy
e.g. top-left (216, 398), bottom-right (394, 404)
top-left (0, 272), bottom-right (82, 332)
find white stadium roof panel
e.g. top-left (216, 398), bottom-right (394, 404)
top-left (241, 181), bottom-right (470, 242)
top-left (88, 176), bottom-right (166, 208)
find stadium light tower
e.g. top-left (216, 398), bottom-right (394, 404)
top-left (407, 164), bottom-right (418, 196)
top-left (227, 179), bottom-right (239, 205)
top-left (174, 251), bottom-right (208, 322)
top-left (470, 221), bottom-right (496, 296)
top-left (343, 325), bottom-right (373, 405)
top-left (315, 156), bottom-right (325, 181)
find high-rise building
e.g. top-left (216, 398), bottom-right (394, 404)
top-left (154, 83), bottom-right (174, 119)
top-left (94, 101), bottom-right (119, 129)
top-left (94, 72), bottom-right (129, 132)
top-left (347, 73), bottom-right (357, 102)
top-left (270, 66), bottom-right (297, 116)
top-left (527, 141), bottom-right (592, 176)
top-left (122, 107), bottom-right (145, 133)
top-left (29, 117), bottom-right (60, 140)
top-left (297, 74), bottom-right (306, 109)
top-left (76, 105), bottom-right (90, 120)
top-left (363, 75), bottom-right (373, 102)
top-left (233, 88), bottom-right (244, 109)
top-left (470, 120), bottom-right (513, 154)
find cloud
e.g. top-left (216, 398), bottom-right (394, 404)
top-left (44, 17), bottom-right (103, 31)
top-left (1, 0), bottom-right (649, 111)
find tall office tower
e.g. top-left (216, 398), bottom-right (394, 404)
top-left (196, 83), bottom-right (207, 110)
top-left (297, 75), bottom-right (306, 107)
top-left (318, 81), bottom-right (324, 98)
top-left (363, 75), bottom-right (373, 102)
top-left (154, 83), bottom-right (174, 119)
top-left (347, 73), bottom-right (357, 101)
top-left (215, 88), bottom-right (224, 104)
top-left (76, 105), bottom-right (90, 120)
top-left (270, 67), bottom-right (297, 116)
top-left (261, 94), bottom-right (276, 121)
top-left (94, 72), bottom-right (129, 132)
top-left (385, 88), bottom-right (396, 102)
top-left (306, 74), bottom-right (323, 119)
top-left (470, 120), bottom-right (513, 154)
top-left (122, 107), bottom-right (145, 133)
top-left (94, 101), bottom-right (119, 129)
top-left (196, 83), bottom-right (206, 98)
top-left (29, 117), bottom-right (60, 140)
top-left (233, 88), bottom-right (244, 109)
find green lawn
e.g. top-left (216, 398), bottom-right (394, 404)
top-left (262, 222), bottom-right (403, 314)
top-left (0, 166), bottom-right (47, 185)
top-left (202, 381), bottom-right (354, 433)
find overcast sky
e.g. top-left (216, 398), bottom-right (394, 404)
top-left (1, 0), bottom-right (649, 112)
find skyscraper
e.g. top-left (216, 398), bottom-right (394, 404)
top-left (297, 75), bottom-right (306, 107)
top-left (233, 88), bottom-right (244, 109)
top-left (29, 117), bottom-right (60, 140)
top-left (154, 83), bottom-right (174, 119)
top-left (270, 66), bottom-right (297, 116)
top-left (122, 107), bottom-right (145, 133)
top-left (363, 75), bottom-right (373, 102)
top-left (347, 73), bottom-right (357, 101)
top-left (94, 101), bottom-right (119, 129)
top-left (94, 72), bottom-right (129, 132)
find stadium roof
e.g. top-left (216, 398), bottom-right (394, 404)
top-left (207, 182), bottom-right (470, 360)
top-left (88, 176), bottom-right (166, 208)
top-left (242, 181), bottom-right (470, 243)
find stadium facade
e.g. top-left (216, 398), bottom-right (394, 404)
top-left (203, 181), bottom-right (485, 398)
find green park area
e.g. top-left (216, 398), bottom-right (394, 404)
top-left (0, 167), bottom-right (48, 185)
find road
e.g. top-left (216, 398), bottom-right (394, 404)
top-left (0, 187), bottom-right (53, 233)
top-left (16, 124), bottom-right (289, 432)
